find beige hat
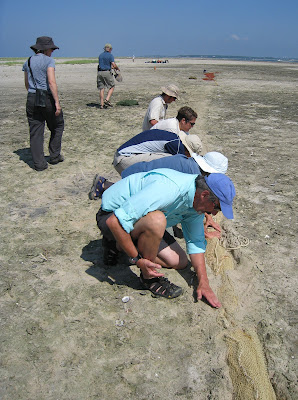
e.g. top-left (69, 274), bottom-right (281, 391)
top-left (161, 84), bottom-right (179, 99)
top-left (179, 132), bottom-right (203, 155)
top-left (104, 43), bottom-right (112, 50)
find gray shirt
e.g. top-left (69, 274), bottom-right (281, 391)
top-left (22, 53), bottom-right (55, 93)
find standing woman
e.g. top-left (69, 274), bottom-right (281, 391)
top-left (23, 36), bottom-right (64, 171)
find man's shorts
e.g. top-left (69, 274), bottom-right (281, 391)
top-left (97, 71), bottom-right (115, 90)
top-left (96, 208), bottom-right (176, 247)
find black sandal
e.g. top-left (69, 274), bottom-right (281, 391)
top-left (104, 99), bottom-right (113, 107)
top-left (140, 274), bottom-right (182, 299)
top-left (102, 236), bottom-right (119, 266)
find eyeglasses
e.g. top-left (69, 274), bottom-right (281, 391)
top-left (189, 122), bottom-right (195, 126)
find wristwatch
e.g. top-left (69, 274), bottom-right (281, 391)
top-left (129, 253), bottom-right (143, 265)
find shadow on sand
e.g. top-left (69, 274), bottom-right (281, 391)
top-left (82, 239), bottom-right (142, 290)
top-left (14, 148), bottom-right (34, 169)
top-left (82, 239), bottom-right (202, 302)
top-left (14, 147), bottom-right (52, 170)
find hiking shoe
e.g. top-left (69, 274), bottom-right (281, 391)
top-left (140, 273), bottom-right (183, 299)
top-left (49, 154), bottom-right (64, 165)
top-left (102, 236), bottom-right (119, 266)
top-left (89, 175), bottom-right (106, 200)
top-left (35, 164), bottom-right (48, 171)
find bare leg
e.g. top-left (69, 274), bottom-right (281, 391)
top-left (105, 86), bottom-right (115, 102)
top-left (100, 89), bottom-right (105, 107)
top-left (156, 240), bottom-right (188, 269)
top-left (131, 211), bottom-right (166, 269)
top-left (131, 211), bottom-right (188, 276)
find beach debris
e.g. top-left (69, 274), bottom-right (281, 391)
top-left (203, 72), bottom-right (215, 81)
top-left (188, 76), bottom-right (197, 79)
top-left (121, 296), bottom-right (130, 303)
top-left (115, 320), bottom-right (124, 327)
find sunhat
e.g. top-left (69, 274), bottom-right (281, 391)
top-left (30, 36), bottom-right (59, 51)
top-left (104, 43), bottom-right (112, 50)
top-left (179, 132), bottom-right (202, 155)
top-left (161, 84), bottom-right (180, 99)
top-left (192, 151), bottom-right (228, 173)
top-left (204, 174), bottom-right (236, 219)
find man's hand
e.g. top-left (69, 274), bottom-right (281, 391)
top-left (204, 228), bottom-right (221, 239)
top-left (197, 280), bottom-right (221, 308)
top-left (137, 258), bottom-right (164, 279)
top-left (204, 213), bottom-right (221, 239)
top-left (55, 102), bottom-right (62, 116)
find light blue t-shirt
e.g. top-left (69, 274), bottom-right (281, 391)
top-left (22, 53), bottom-right (55, 93)
top-left (98, 51), bottom-right (114, 70)
top-left (101, 168), bottom-right (206, 254)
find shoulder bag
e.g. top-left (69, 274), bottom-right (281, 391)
top-left (28, 57), bottom-right (48, 107)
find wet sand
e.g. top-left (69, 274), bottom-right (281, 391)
top-left (0, 58), bottom-right (297, 399)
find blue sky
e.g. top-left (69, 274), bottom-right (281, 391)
top-left (0, 0), bottom-right (297, 58)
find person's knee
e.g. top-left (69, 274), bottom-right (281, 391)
top-left (133, 210), bottom-right (166, 242)
top-left (147, 211), bottom-right (167, 236)
top-left (169, 253), bottom-right (188, 269)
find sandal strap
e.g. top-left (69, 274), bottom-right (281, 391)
top-left (140, 275), bottom-right (182, 299)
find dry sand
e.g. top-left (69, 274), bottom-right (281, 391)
top-left (0, 58), bottom-right (297, 399)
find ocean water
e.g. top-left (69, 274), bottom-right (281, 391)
top-left (143, 54), bottom-right (298, 63)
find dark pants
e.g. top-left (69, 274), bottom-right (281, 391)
top-left (26, 92), bottom-right (64, 170)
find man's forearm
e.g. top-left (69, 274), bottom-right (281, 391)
top-left (106, 214), bottom-right (138, 258)
top-left (190, 253), bottom-right (209, 283)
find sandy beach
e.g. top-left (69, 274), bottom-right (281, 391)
top-left (0, 57), bottom-right (297, 399)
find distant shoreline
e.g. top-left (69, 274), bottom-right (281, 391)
top-left (1, 55), bottom-right (297, 64)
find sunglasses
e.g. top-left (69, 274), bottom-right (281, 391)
top-left (212, 200), bottom-right (221, 211)
top-left (189, 122), bottom-right (195, 126)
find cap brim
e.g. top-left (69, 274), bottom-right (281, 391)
top-left (220, 202), bottom-right (234, 219)
top-left (191, 153), bottom-right (219, 173)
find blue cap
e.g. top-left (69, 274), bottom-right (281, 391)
top-left (204, 174), bottom-right (236, 219)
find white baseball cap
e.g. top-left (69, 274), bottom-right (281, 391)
top-left (192, 151), bottom-right (228, 173)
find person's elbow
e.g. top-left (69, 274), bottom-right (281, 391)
top-left (150, 119), bottom-right (158, 126)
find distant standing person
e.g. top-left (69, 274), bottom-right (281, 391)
top-left (22, 36), bottom-right (64, 171)
top-left (97, 43), bottom-right (120, 109)
top-left (142, 85), bottom-right (179, 131)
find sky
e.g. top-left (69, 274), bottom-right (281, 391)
top-left (0, 0), bottom-right (297, 59)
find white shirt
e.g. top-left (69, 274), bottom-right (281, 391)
top-left (151, 117), bottom-right (188, 136)
top-left (142, 95), bottom-right (167, 131)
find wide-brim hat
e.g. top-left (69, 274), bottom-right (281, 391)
top-left (192, 151), bottom-right (228, 173)
top-left (30, 36), bottom-right (59, 51)
top-left (204, 174), bottom-right (236, 219)
top-left (104, 43), bottom-right (112, 50)
top-left (161, 84), bottom-right (180, 99)
top-left (178, 132), bottom-right (202, 155)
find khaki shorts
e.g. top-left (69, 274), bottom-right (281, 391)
top-left (97, 70), bottom-right (115, 90)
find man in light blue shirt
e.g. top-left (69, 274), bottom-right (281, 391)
top-left (96, 169), bottom-right (236, 307)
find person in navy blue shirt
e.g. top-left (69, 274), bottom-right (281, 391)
top-left (97, 43), bottom-right (119, 109)
top-left (112, 129), bottom-right (202, 174)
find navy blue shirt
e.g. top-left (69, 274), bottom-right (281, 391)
top-left (99, 51), bottom-right (114, 70)
top-left (121, 154), bottom-right (201, 178)
top-left (117, 130), bottom-right (186, 156)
